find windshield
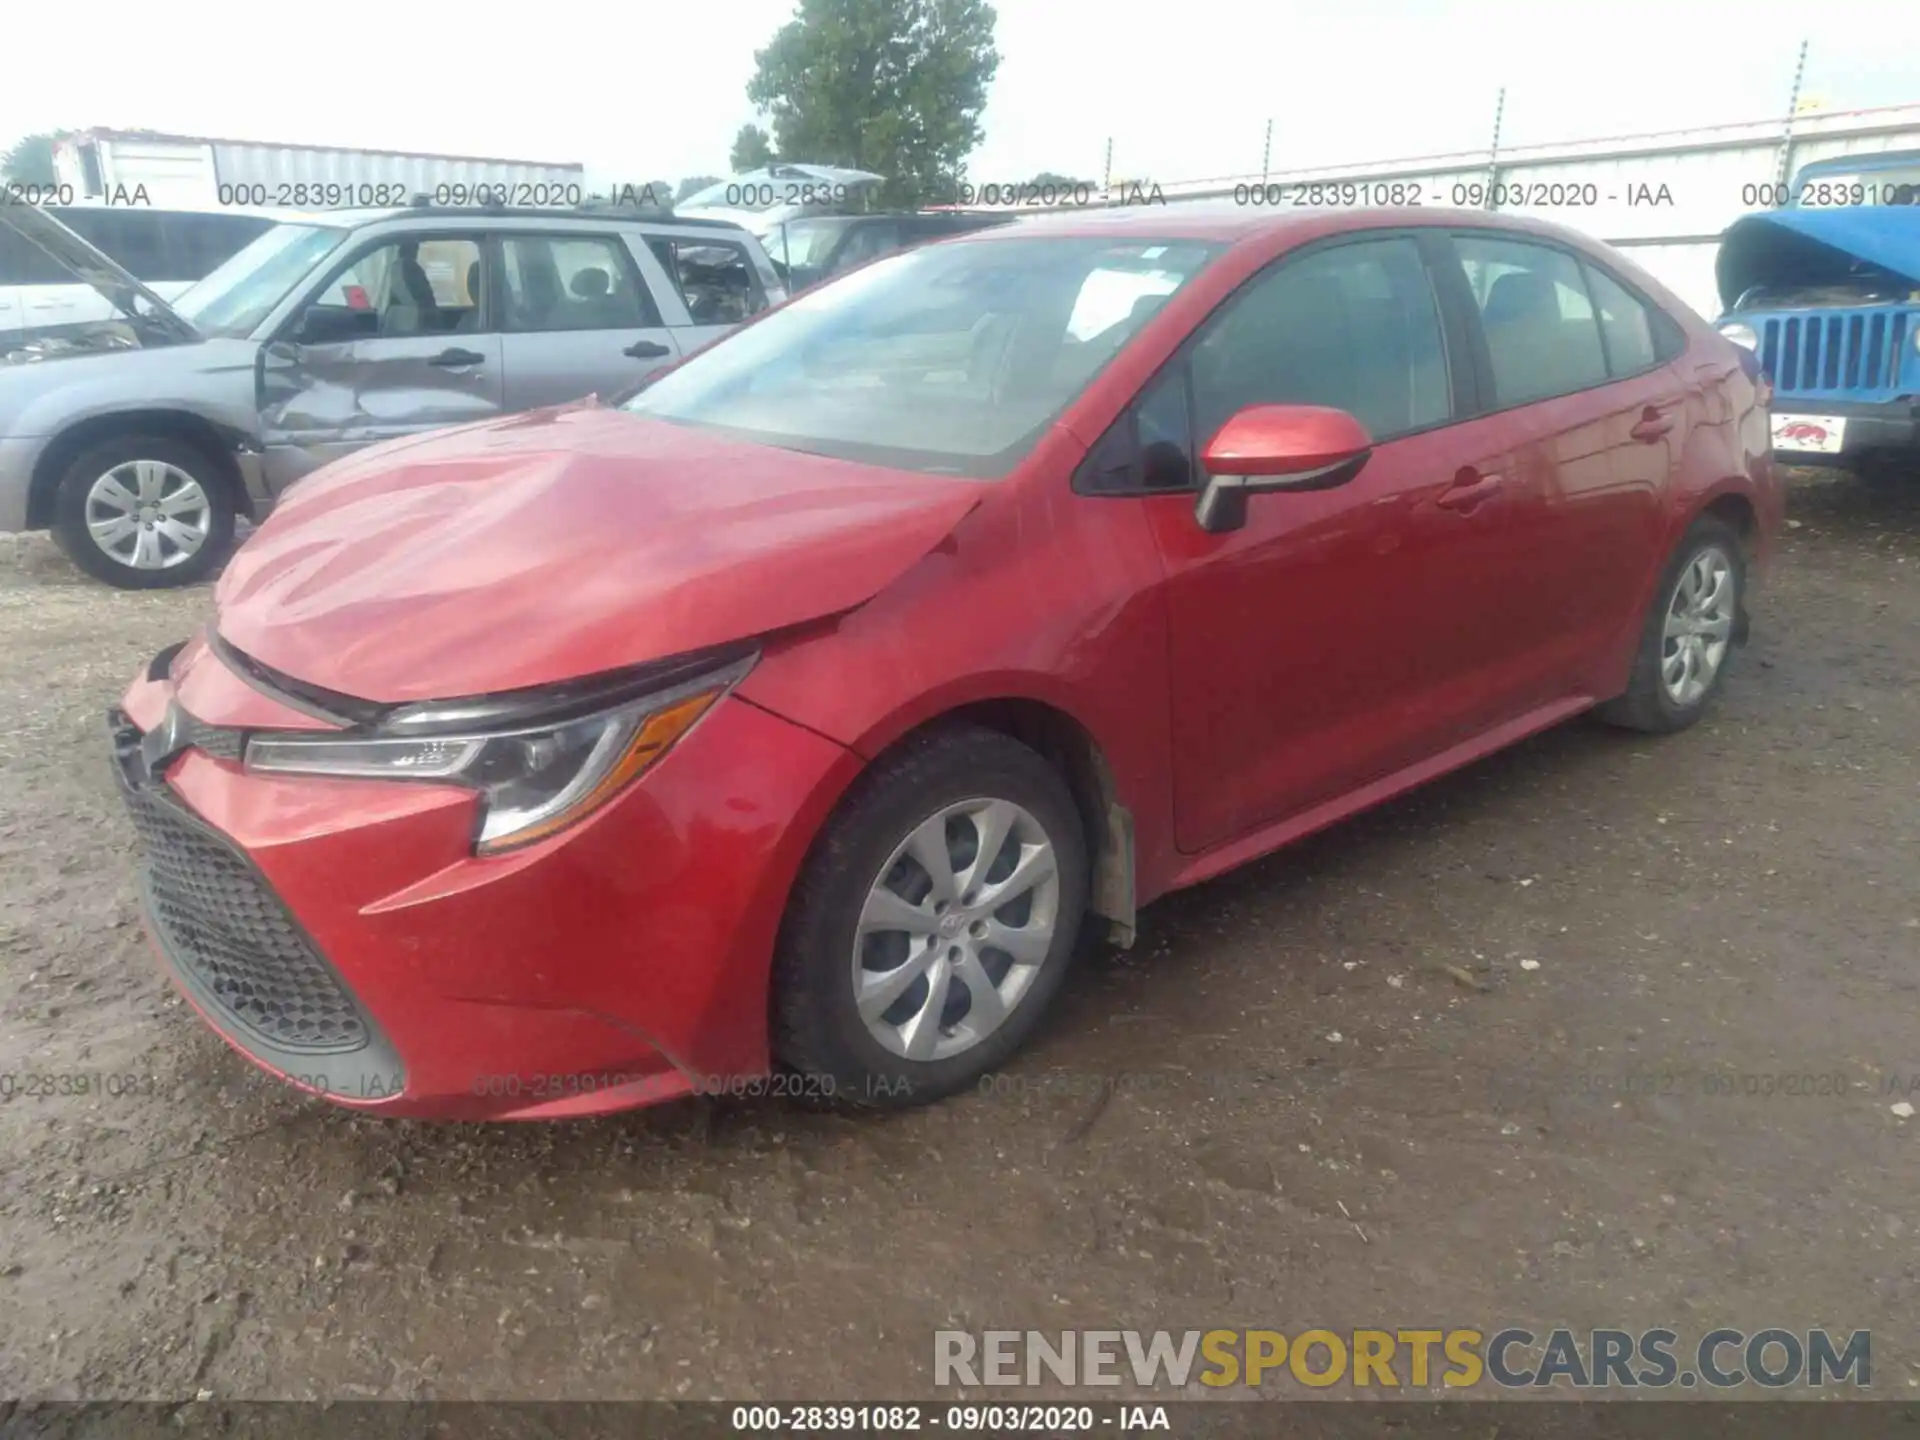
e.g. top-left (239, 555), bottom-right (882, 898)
top-left (621, 236), bottom-right (1221, 477)
top-left (768, 219), bottom-right (852, 270)
top-left (174, 223), bottom-right (347, 337)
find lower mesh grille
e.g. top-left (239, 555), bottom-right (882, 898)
top-left (116, 741), bottom-right (370, 1055)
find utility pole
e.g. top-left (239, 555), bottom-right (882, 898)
top-left (1777, 38), bottom-right (1810, 195)
top-left (1485, 87), bottom-right (1506, 210)
top-left (1261, 119), bottom-right (1273, 187)
top-left (1103, 137), bottom-right (1113, 203)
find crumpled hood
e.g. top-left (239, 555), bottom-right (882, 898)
top-left (1718, 208), bottom-right (1920, 311)
top-left (215, 402), bottom-right (985, 703)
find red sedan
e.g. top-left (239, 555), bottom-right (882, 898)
top-left (110, 205), bottom-right (1779, 1119)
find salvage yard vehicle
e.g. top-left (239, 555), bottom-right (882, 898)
top-left (765, 211), bottom-right (1015, 292)
top-left (0, 200), bottom-right (784, 587)
top-left (107, 205), bottom-right (1778, 1121)
top-left (0, 205), bottom-right (273, 348)
top-left (1715, 153), bottom-right (1920, 477)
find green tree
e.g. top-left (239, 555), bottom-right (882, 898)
top-left (676, 174), bottom-right (725, 203)
top-left (730, 124), bottom-right (774, 172)
top-left (2, 132), bottom-right (60, 185)
top-left (743, 0), bottom-right (999, 208)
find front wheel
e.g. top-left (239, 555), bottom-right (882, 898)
top-left (773, 725), bottom-right (1090, 1110)
top-left (1595, 516), bottom-right (1746, 734)
top-left (51, 435), bottom-right (237, 589)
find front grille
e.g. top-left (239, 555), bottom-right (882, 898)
top-left (177, 715), bottom-right (243, 761)
top-left (1759, 309), bottom-right (1912, 398)
top-left (114, 725), bottom-right (370, 1055)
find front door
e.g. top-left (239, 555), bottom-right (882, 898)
top-left (494, 232), bottom-right (682, 409)
top-left (258, 231), bottom-right (504, 493)
top-left (1142, 233), bottom-right (1533, 854)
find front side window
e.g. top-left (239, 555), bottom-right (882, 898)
top-left (1456, 235), bottom-right (1609, 405)
top-left (501, 235), bottom-right (658, 332)
top-left (309, 236), bottom-right (485, 338)
top-left (646, 236), bottom-right (768, 324)
top-left (621, 236), bottom-right (1222, 477)
top-left (174, 223), bottom-right (348, 337)
top-left (1190, 236), bottom-right (1451, 446)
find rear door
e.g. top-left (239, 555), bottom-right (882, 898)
top-left (258, 229), bottom-right (504, 491)
top-left (495, 231), bottom-right (682, 409)
top-left (1446, 233), bottom-right (1673, 699)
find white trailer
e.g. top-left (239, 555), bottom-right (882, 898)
top-left (51, 130), bottom-right (586, 212)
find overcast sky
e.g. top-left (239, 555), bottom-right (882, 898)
top-left (3, 0), bottom-right (1916, 187)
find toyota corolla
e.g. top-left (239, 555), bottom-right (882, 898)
top-left (109, 205), bottom-right (1779, 1119)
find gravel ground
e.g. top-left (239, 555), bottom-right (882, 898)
top-left (0, 471), bottom-right (1915, 1402)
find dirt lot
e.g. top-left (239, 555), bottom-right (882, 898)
top-left (0, 472), bottom-right (1916, 1404)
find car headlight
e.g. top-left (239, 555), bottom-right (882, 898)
top-left (244, 652), bottom-right (753, 853)
top-left (1718, 322), bottom-right (1759, 352)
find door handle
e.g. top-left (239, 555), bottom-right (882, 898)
top-left (624, 340), bottom-right (671, 359)
top-left (1436, 468), bottom-right (1503, 512)
top-left (1630, 407), bottom-right (1676, 442)
top-left (429, 348), bottom-right (485, 368)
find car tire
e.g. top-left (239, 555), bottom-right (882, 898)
top-left (51, 434), bottom-right (237, 589)
top-left (773, 724), bottom-right (1090, 1111)
top-left (1595, 515), bottom-right (1746, 734)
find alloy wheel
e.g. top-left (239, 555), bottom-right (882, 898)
top-left (1660, 544), bottom-right (1736, 707)
top-left (85, 460), bottom-right (212, 571)
top-left (851, 798), bottom-right (1061, 1062)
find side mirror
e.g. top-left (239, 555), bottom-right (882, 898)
top-left (1193, 404), bottom-right (1373, 534)
top-left (291, 305), bottom-right (369, 346)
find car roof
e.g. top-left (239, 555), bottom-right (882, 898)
top-left (971, 201), bottom-right (1594, 248)
top-left (248, 205), bottom-right (754, 235)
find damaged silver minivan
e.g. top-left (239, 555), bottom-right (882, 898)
top-left (0, 199), bottom-right (783, 588)
top-left (1714, 150), bottom-right (1920, 478)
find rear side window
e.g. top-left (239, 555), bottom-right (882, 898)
top-left (1582, 262), bottom-right (1661, 376)
top-left (58, 208), bottom-right (166, 280)
top-left (646, 236), bottom-right (769, 324)
top-left (1455, 235), bottom-right (1610, 405)
top-left (837, 222), bottom-right (902, 269)
top-left (502, 234), bottom-right (659, 332)
top-left (0, 220), bottom-right (70, 284)
top-left (164, 213), bottom-right (274, 283)
top-left (1189, 235), bottom-right (1452, 444)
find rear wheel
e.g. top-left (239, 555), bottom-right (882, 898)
top-left (51, 434), bottom-right (236, 589)
top-left (773, 725), bottom-right (1089, 1110)
top-left (1596, 516), bottom-right (1745, 734)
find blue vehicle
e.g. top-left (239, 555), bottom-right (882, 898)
top-left (1715, 150), bottom-right (1920, 476)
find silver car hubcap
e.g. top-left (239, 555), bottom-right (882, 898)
top-left (852, 798), bottom-right (1061, 1062)
top-left (1661, 545), bottom-right (1736, 707)
top-left (86, 460), bottom-right (211, 570)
